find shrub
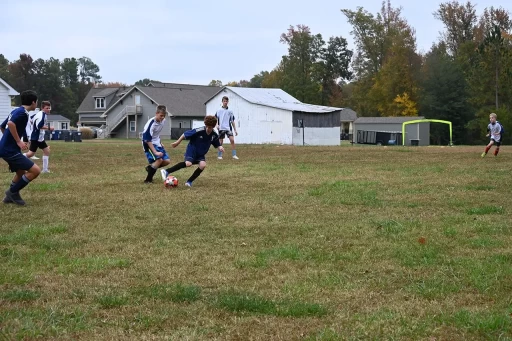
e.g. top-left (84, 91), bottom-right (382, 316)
top-left (80, 127), bottom-right (94, 139)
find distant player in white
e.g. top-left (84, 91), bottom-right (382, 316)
top-left (481, 112), bottom-right (503, 157)
top-left (215, 96), bottom-right (238, 160)
top-left (24, 101), bottom-right (54, 172)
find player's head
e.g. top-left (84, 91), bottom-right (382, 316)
top-left (221, 96), bottom-right (229, 108)
top-left (41, 101), bottom-right (51, 114)
top-left (204, 115), bottom-right (217, 134)
top-left (490, 113), bottom-right (497, 123)
top-left (155, 105), bottom-right (167, 122)
top-left (21, 90), bottom-right (38, 111)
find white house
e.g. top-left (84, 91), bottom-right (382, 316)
top-left (205, 87), bottom-right (342, 145)
top-left (0, 77), bottom-right (19, 138)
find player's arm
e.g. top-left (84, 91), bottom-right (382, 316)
top-left (171, 134), bottom-right (185, 148)
top-left (7, 121), bottom-right (28, 150)
top-left (0, 117), bottom-right (7, 133)
top-left (230, 114), bottom-right (238, 136)
top-left (212, 135), bottom-right (225, 152)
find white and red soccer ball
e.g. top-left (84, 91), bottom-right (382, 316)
top-left (164, 176), bottom-right (178, 188)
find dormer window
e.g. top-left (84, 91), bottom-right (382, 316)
top-left (95, 97), bottom-right (105, 109)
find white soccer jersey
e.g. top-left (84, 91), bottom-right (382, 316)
top-left (215, 107), bottom-right (235, 131)
top-left (488, 122), bottom-right (502, 142)
top-left (142, 117), bottom-right (165, 147)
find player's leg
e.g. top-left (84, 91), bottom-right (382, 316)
top-left (228, 134), bottom-right (238, 159)
top-left (24, 140), bottom-right (38, 158)
top-left (482, 140), bottom-right (494, 157)
top-left (186, 160), bottom-right (205, 187)
top-left (494, 140), bottom-right (501, 156)
top-left (218, 132), bottom-right (225, 159)
top-left (42, 142), bottom-right (50, 173)
top-left (5, 156), bottom-right (40, 205)
top-left (144, 150), bottom-right (162, 183)
top-left (159, 149), bottom-right (172, 179)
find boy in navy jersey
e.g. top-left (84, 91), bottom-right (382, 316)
top-left (0, 90), bottom-right (41, 205)
top-left (24, 101), bottom-right (54, 172)
top-left (142, 105), bottom-right (171, 183)
top-left (161, 115), bottom-right (224, 187)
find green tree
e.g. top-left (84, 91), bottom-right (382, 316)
top-left (419, 43), bottom-right (474, 144)
top-left (0, 54), bottom-right (9, 82)
top-left (78, 57), bottom-right (101, 83)
top-left (248, 71), bottom-right (269, 88)
top-left (342, 0), bottom-right (419, 116)
top-left (208, 80), bottom-right (223, 86)
top-left (135, 78), bottom-right (158, 86)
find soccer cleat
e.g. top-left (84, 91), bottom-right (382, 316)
top-left (481, 152), bottom-right (486, 158)
top-left (185, 181), bottom-right (192, 187)
top-left (160, 169), bottom-right (168, 180)
top-left (30, 156), bottom-right (40, 160)
top-left (143, 180), bottom-right (153, 184)
top-left (232, 155), bottom-right (239, 160)
top-left (41, 169), bottom-right (51, 174)
top-left (217, 156), bottom-right (223, 160)
top-left (4, 190), bottom-right (25, 206)
top-left (2, 195), bottom-right (13, 203)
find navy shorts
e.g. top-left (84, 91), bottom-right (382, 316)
top-left (219, 130), bottom-right (234, 139)
top-left (145, 145), bottom-right (170, 163)
top-left (2, 153), bottom-right (35, 173)
top-left (184, 152), bottom-right (205, 165)
top-left (29, 140), bottom-right (49, 152)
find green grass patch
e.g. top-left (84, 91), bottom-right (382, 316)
top-left (466, 205), bottom-right (504, 215)
top-left (133, 283), bottom-right (201, 303)
top-left (215, 291), bottom-right (327, 317)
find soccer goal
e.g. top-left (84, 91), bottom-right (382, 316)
top-left (402, 119), bottom-right (453, 146)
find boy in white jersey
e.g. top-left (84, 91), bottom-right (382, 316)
top-left (215, 96), bottom-right (238, 160)
top-left (24, 101), bottom-right (54, 172)
top-left (142, 105), bottom-right (171, 183)
top-left (481, 113), bottom-right (503, 157)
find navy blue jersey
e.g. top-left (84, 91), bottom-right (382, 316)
top-left (0, 117), bottom-right (7, 130)
top-left (184, 126), bottom-right (220, 156)
top-left (0, 107), bottom-right (29, 157)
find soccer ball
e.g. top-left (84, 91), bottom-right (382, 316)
top-left (164, 176), bottom-right (178, 188)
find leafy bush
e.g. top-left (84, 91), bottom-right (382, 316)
top-left (80, 127), bottom-right (94, 139)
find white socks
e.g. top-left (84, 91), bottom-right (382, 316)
top-left (43, 156), bottom-right (49, 171)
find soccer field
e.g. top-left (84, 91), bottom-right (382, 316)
top-left (1, 141), bottom-right (511, 340)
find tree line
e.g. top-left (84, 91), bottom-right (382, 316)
top-left (2, 0), bottom-right (510, 144)
top-left (211, 1), bottom-right (512, 144)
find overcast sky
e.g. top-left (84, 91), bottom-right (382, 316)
top-left (1, 0), bottom-right (510, 85)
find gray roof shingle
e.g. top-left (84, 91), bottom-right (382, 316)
top-left (76, 87), bottom-right (133, 113)
top-left (354, 116), bottom-right (425, 124)
top-left (140, 85), bottom-right (221, 116)
top-left (340, 108), bottom-right (357, 121)
top-left (47, 114), bottom-right (70, 121)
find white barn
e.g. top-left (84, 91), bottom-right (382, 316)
top-left (205, 87), bottom-right (342, 145)
top-left (0, 78), bottom-right (19, 138)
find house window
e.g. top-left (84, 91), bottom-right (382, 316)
top-left (129, 121), bottom-right (136, 132)
top-left (179, 122), bottom-right (183, 129)
top-left (61, 122), bottom-right (68, 130)
top-left (95, 97), bottom-right (105, 109)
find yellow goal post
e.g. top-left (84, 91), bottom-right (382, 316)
top-left (402, 119), bottom-right (453, 146)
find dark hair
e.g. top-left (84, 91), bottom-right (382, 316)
top-left (41, 101), bottom-right (51, 109)
top-left (21, 90), bottom-right (38, 106)
top-left (222, 96), bottom-right (229, 102)
top-left (204, 115), bottom-right (217, 127)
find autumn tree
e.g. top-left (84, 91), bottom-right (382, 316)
top-left (342, 0), bottom-right (420, 116)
